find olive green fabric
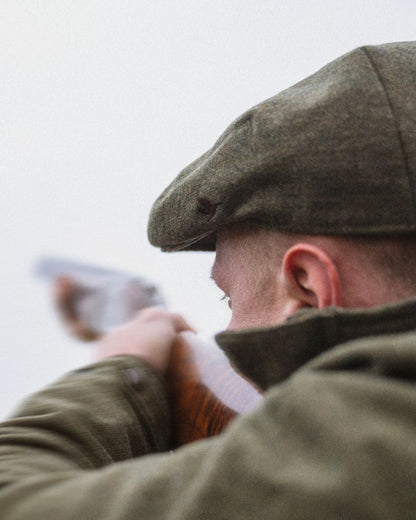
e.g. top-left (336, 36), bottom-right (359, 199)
top-left (217, 296), bottom-right (416, 390)
top-left (1, 301), bottom-right (416, 518)
top-left (148, 41), bottom-right (416, 251)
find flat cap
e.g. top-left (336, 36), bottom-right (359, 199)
top-left (148, 41), bottom-right (416, 252)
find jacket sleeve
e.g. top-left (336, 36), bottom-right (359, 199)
top-left (0, 351), bottom-right (415, 519)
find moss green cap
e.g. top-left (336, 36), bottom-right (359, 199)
top-left (148, 41), bottom-right (416, 252)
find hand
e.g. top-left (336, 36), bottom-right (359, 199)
top-left (95, 307), bottom-right (195, 374)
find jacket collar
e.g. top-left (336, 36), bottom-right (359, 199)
top-left (215, 297), bottom-right (416, 390)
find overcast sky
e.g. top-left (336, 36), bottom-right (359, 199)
top-left (1, 0), bottom-right (416, 418)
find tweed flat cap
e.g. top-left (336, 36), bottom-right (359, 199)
top-left (148, 41), bottom-right (416, 251)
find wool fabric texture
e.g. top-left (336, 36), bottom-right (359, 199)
top-left (148, 41), bottom-right (416, 251)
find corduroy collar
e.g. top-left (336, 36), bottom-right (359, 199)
top-left (215, 297), bottom-right (416, 391)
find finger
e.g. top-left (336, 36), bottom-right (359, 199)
top-left (133, 308), bottom-right (195, 333)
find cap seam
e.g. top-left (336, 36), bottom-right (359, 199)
top-left (361, 46), bottom-right (416, 220)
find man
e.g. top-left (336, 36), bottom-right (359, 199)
top-left (1, 41), bottom-right (416, 518)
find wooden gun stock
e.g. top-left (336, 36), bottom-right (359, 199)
top-left (37, 260), bottom-right (263, 446)
top-left (167, 333), bottom-right (262, 446)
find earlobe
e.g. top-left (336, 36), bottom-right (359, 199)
top-left (281, 243), bottom-right (342, 311)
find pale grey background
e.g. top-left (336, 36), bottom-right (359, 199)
top-left (1, 0), bottom-right (416, 418)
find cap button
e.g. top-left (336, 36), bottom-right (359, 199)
top-left (196, 198), bottom-right (220, 221)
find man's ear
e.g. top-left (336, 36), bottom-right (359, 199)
top-left (281, 243), bottom-right (342, 312)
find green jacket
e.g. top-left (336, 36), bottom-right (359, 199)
top-left (1, 298), bottom-right (416, 519)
